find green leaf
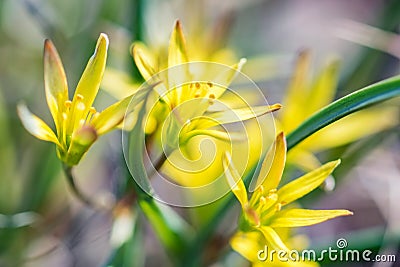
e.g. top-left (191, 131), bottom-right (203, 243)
top-left (286, 75), bottom-right (400, 150)
top-left (126, 84), bottom-right (193, 258)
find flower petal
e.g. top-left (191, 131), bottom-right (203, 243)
top-left (43, 39), bottom-right (69, 134)
top-left (182, 129), bottom-right (244, 144)
top-left (281, 50), bottom-right (311, 132)
top-left (69, 33), bottom-right (108, 132)
top-left (91, 96), bottom-right (131, 135)
top-left (223, 152), bottom-right (248, 209)
top-left (17, 104), bottom-right (60, 146)
top-left (200, 104), bottom-right (282, 129)
top-left (230, 231), bottom-right (263, 263)
top-left (270, 208), bottom-right (353, 228)
top-left (277, 160), bottom-right (341, 206)
top-left (168, 20), bottom-right (188, 67)
top-left (257, 226), bottom-right (290, 252)
top-left (211, 58), bottom-right (247, 99)
top-left (306, 59), bottom-right (339, 115)
top-left (131, 42), bottom-right (158, 81)
top-left (167, 20), bottom-right (191, 97)
top-left (92, 83), bottom-right (158, 135)
top-left (298, 107), bottom-right (399, 151)
top-left (101, 67), bottom-right (141, 99)
top-left (256, 132), bottom-right (286, 191)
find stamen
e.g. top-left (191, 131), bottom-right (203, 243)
top-left (259, 196), bottom-right (267, 206)
top-left (267, 193), bottom-right (278, 201)
top-left (62, 112), bottom-right (68, 148)
top-left (76, 94), bottom-right (84, 101)
top-left (195, 82), bottom-right (200, 89)
top-left (77, 102), bottom-right (85, 111)
top-left (92, 112), bottom-right (100, 120)
top-left (275, 203), bottom-right (282, 212)
top-left (259, 185), bottom-right (265, 195)
top-left (207, 82), bottom-right (213, 87)
top-left (86, 107), bottom-right (97, 123)
top-left (64, 100), bottom-right (72, 109)
top-left (208, 93), bottom-right (216, 104)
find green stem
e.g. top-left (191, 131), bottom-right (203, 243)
top-left (126, 88), bottom-right (193, 259)
top-left (62, 164), bottom-right (110, 211)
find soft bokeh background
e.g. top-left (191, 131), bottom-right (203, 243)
top-left (0, 0), bottom-right (399, 266)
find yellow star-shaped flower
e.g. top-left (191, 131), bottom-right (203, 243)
top-left (18, 34), bottom-right (136, 166)
top-left (224, 132), bottom-right (352, 265)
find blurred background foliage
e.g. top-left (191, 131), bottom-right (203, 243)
top-left (0, 0), bottom-right (399, 266)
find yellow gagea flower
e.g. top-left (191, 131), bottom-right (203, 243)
top-left (18, 34), bottom-right (135, 166)
top-left (224, 132), bottom-right (352, 266)
top-left (131, 19), bottom-right (280, 189)
top-left (132, 19), bottom-right (277, 145)
top-left (280, 50), bottom-right (398, 171)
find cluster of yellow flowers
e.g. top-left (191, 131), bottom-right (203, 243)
top-left (20, 20), bottom-right (394, 266)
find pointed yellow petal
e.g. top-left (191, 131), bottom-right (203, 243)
top-left (278, 160), bottom-right (341, 206)
top-left (211, 58), bottom-right (247, 99)
top-left (200, 104), bottom-right (282, 129)
top-left (230, 231), bottom-right (263, 262)
top-left (69, 33), bottom-right (108, 132)
top-left (43, 39), bottom-right (69, 134)
top-left (299, 107), bottom-right (399, 151)
top-left (223, 152), bottom-right (248, 209)
top-left (17, 104), bottom-right (61, 146)
top-left (257, 226), bottom-right (290, 252)
top-left (256, 132), bottom-right (287, 191)
top-left (306, 59), bottom-right (339, 115)
top-left (92, 83), bottom-right (158, 135)
top-left (101, 67), bottom-right (140, 99)
top-left (281, 50), bottom-right (311, 131)
top-left (182, 129), bottom-right (244, 144)
top-left (287, 149), bottom-right (321, 172)
top-left (270, 208), bottom-right (353, 228)
top-left (91, 97), bottom-right (131, 135)
top-left (131, 42), bottom-right (158, 81)
top-left (168, 20), bottom-right (188, 67)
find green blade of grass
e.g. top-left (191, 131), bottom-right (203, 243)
top-left (286, 75), bottom-right (400, 150)
top-left (125, 85), bottom-right (193, 259)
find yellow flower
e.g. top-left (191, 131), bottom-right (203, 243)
top-left (279, 50), bottom-right (398, 171)
top-left (231, 230), bottom-right (318, 267)
top-left (223, 132), bottom-right (352, 265)
top-left (133, 20), bottom-right (280, 155)
top-left (17, 34), bottom-right (136, 166)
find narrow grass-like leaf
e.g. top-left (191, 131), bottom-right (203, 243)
top-left (287, 75), bottom-right (400, 150)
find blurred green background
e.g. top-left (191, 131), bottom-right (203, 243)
top-left (0, 0), bottom-right (399, 266)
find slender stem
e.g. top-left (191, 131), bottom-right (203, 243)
top-left (153, 152), bottom-right (167, 172)
top-left (62, 164), bottom-right (111, 211)
top-left (146, 150), bottom-right (169, 179)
